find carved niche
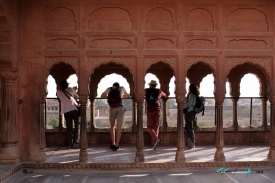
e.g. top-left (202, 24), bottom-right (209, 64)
top-left (88, 7), bottom-right (133, 31)
top-left (186, 38), bottom-right (216, 49)
top-left (145, 7), bottom-right (174, 31)
top-left (225, 8), bottom-right (269, 32)
top-left (145, 37), bottom-right (176, 49)
top-left (46, 7), bottom-right (77, 31)
top-left (185, 57), bottom-right (217, 73)
top-left (224, 57), bottom-right (271, 80)
top-left (186, 8), bottom-right (214, 31)
top-left (45, 37), bottom-right (79, 49)
top-left (86, 57), bottom-right (136, 78)
top-left (89, 37), bottom-right (134, 49)
top-left (226, 38), bottom-right (269, 50)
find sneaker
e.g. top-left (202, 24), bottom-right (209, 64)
top-left (112, 145), bottom-right (120, 151)
top-left (153, 139), bottom-right (160, 150)
top-left (187, 138), bottom-right (193, 149)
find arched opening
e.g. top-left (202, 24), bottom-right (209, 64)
top-left (228, 63), bottom-right (270, 130)
top-left (45, 62), bottom-right (79, 147)
top-left (186, 62), bottom-right (215, 129)
top-left (88, 62), bottom-right (134, 145)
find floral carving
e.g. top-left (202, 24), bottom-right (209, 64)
top-left (86, 57), bottom-right (136, 77)
top-left (185, 57), bottom-right (216, 72)
top-left (225, 57), bottom-right (271, 79)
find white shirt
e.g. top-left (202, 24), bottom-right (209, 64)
top-left (56, 87), bottom-right (78, 114)
top-left (103, 86), bottom-right (127, 98)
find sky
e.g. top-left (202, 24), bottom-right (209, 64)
top-left (47, 73), bottom-right (260, 98)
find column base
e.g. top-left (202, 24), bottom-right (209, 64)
top-left (135, 150), bottom-right (144, 162)
top-left (214, 149), bottom-right (226, 162)
top-left (0, 144), bottom-right (20, 165)
top-left (175, 149), bottom-right (186, 162)
top-left (79, 149), bottom-right (88, 162)
top-left (267, 149), bottom-right (275, 161)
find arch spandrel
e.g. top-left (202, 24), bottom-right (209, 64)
top-left (86, 57), bottom-right (136, 79)
top-left (224, 57), bottom-right (271, 83)
top-left (44, 57), bottom-right (79, 76)
top-left (185, 57), bottom-right (217, 74)
top-left (144, 57), bottom-right (177, 77)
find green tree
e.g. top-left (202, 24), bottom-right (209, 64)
top-left (48, 117), bottom-right (59, 128)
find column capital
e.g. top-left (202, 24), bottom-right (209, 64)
top-left (0, 71), bottom-right (18, 81)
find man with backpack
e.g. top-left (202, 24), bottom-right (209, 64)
top-left (183, 83), bottom-right (200, 149)
top-left (101, 82), bottom-right (129, 151)
top-left (145, 80), bottom-right (168, 150)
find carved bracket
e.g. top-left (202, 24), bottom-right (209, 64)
top-left (185, 57), bottom-right (217, 73)
top-left (86, 57), bottom-right (136, 78)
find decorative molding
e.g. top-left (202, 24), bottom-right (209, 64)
top-left (144, 57), bottom-right (177, 76)
top-left (225, 57), bottom-right (271, 78)
top-left (86, 57), bottom-right (136, 77)
top-left (44, 57), bottom-right (79, 75)
top-left (185, 57), bottom-right (216, 72)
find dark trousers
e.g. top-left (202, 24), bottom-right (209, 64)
top-left (64, 110), bottom-right (79, 146)
top-left (184, 111), bottom-right (195, 143)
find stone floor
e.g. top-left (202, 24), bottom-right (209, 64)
top-left (1, 145), bottom-right (275, 183)
top-left (45, 145), bottom-right (270, 163)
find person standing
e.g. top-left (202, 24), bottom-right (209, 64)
top-left (101, 82), bottom-right (129, 151)
top-left (184, 83), bottom-right (200, 149)
top-left (145, 80), bottom-right (168, 150)
top-left (56, 80), bottom-right (80, 149)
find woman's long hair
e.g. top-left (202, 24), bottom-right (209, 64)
top-left (189, 84), bottom-right (200, 96)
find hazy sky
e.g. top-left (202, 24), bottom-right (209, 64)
top-left (47, 73), bottom-right (260, 98)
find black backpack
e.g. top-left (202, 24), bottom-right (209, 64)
top-left (146, 88), bottom-right (159, 105)
top-left (194, 96), bottom-right (205, 115)
top-left (107, 87), bottom-right (122, 108)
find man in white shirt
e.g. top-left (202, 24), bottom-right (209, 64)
top-left (56, 80), bottom-right (80, 149)
top-left (101, 82), bottom-right (129, 151)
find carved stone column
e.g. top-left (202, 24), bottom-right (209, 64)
top-left (79, 95), bottom-right (88, 163)
top-left (89, 98), bottom-right (96, 145)
top-left (232, 97), bottom-right (239, 144)
top-left (262, 98), bottom-right (268, 143)
top-left (0, 72), bottom-right (20, 164)
top-left (135, 99), bottom-right (144, 162)
top-left (214, 103), bottom-right (225, 161)
top-left (268, 103), bottom-right (275, 160)
top-left (162, 98), bottom-right (168, 144)
top-left (39, 99), bottom-right (46, 161)
top-left (131, 98), bottom-right (137, 145)
top-left (175, 102), bottom-right (185, 162)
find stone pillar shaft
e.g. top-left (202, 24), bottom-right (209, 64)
top-left (0, 80), bottom-right (19, 164)
top-left (214, 104), bottom-right (225, 161)
top-left (175, 103), bottom-right (185, 162)
top-left (232, 98), bottom-right (239, 143)
top-left (79, 102), bottom-right (88, 162)
top-left (268, 104), bottom-right (275, 160)
top-left (135, 102), bottom-right (144, 162)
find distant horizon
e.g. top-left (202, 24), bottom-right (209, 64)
top-left (47, 73), bottom-right (260, 98)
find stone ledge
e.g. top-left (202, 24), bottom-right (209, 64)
top-left (1, 161), bottom-right (275, 182)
